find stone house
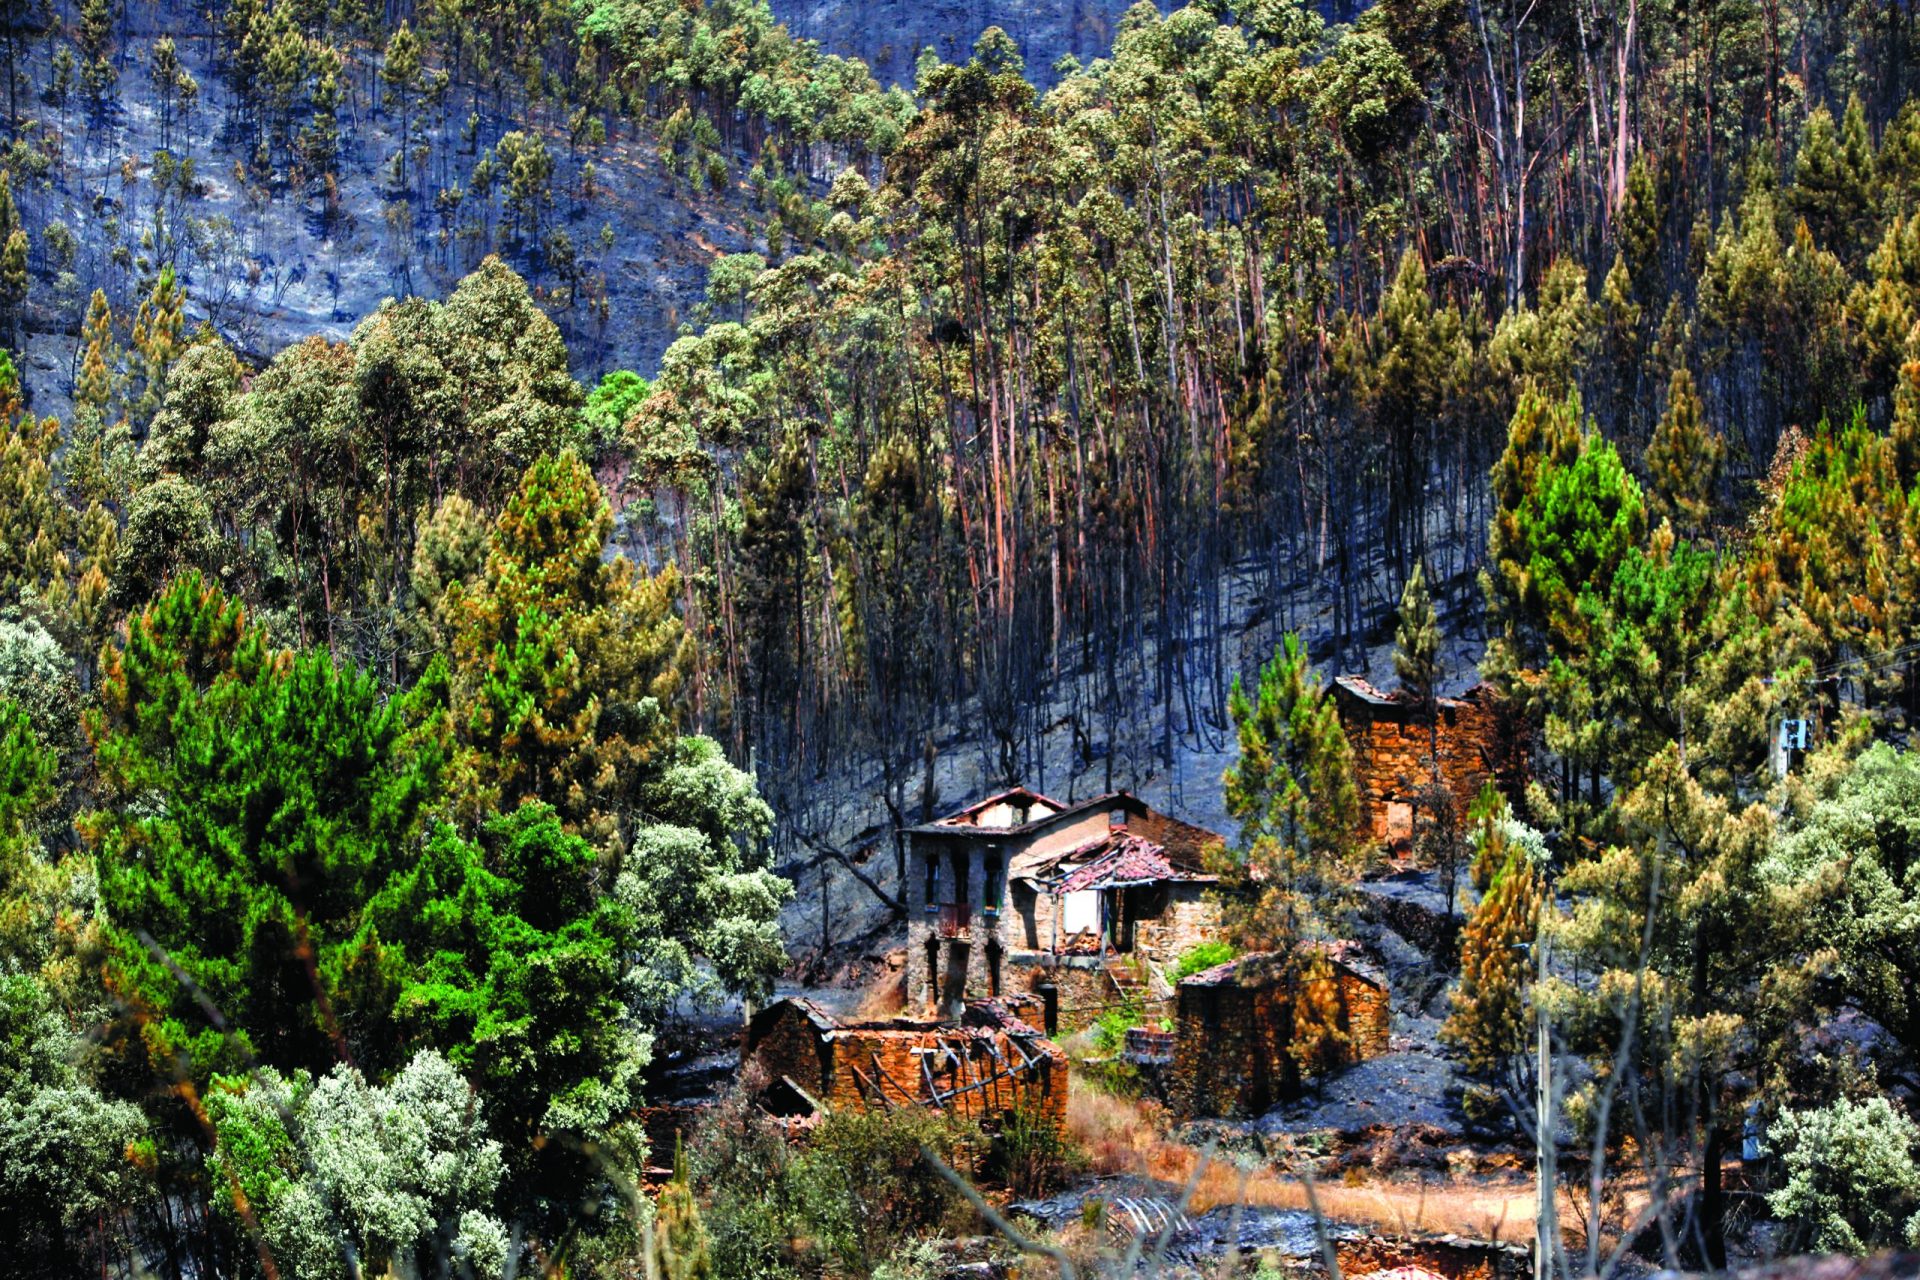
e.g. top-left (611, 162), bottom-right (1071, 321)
top-left (904, 788), bottom-right (1226, 1028)
top-left (739, 996), bottom-right (1068, 1128)
top-left (1331, 677), bottom-right (1529, 851)
top-left (1169, 946), bottom-right (1391, 1119)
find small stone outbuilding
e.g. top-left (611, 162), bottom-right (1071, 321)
top-left (1332, 677), bottom-right (1529, 851)
top-left (740, 996), bottom-right (1068, 1129)
top-left (1170, 947), bottom-right (1391, 1119)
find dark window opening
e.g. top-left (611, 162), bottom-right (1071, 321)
top-left (944, 942), bottom-right (970, 1009)
top-left (983, 851), bottom-right (1003, 911)
top-left (924, 854), bottom-right (939, 908)
top-left (1040, 984), bottom-right (1059, 1036)
top-left (987, 941), bottom-right (1002, 997)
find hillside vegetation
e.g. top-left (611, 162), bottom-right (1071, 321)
top-left (5, 0), bottom-right (1920, 1277)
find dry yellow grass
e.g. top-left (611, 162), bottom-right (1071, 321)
top-left (1064, 1084), bottom-right (1574, 1245)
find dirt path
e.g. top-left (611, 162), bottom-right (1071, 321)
top-left (1065, 1086), bottom-right (1595, 1250)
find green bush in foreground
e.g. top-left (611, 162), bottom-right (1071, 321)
top-left (1766, 1095), bottom-right (1920, 1254)
top-left (693, 1096), bottom-right (981, 1280)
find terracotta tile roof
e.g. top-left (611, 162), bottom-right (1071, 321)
top-left (1334, 674), bottom-right (1405, 705)
top-left (1052, 833), bottom-right (1216, 894)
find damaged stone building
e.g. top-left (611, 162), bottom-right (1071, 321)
top-left (740, 996), bottom-right (1068, 1128)
top-left (903, 788), bottom-right (1227, 1030)
top-left (1169, 946), bottom-right (1392, 1119)
top-left (1331, 677), bottom-right (1529, 852)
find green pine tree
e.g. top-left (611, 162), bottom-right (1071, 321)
top-left (1394, 560), bottom-right (1441, 749)
top-left (1442, 843), bottom-right (1540, 1091)
top-left (1791, 96), bottom-right (1876, 266)
top-left (1644, 366), bottom-right (1724, 538)
top-left (1215, 634), bottom-right (1363, 950)
top-left (0, 229), bottom-right (27, 350)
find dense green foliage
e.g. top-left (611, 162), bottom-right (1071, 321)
top-left (1765, 1095), bottom-right (1920, 1255)
top-left (204, 1050), bottom-right (510, 1280)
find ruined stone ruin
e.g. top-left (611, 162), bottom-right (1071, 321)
top-left (740, 996), bottom-right (1069, 1129)
top-left (1169, 946), bottom-right (1392, 1119)
top-left (1331, 677), bottom-right (1530, 853)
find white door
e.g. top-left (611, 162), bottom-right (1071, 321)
top-left (1061, 889), bottom-right (1101, 935)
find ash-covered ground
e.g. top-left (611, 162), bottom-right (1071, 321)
top-left (12, 17), bottom-right (760, 417)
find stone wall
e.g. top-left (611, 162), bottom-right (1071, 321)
top-left (1133, 883), bottom-right (1220, 962)
top-left (1169, 961), bottom-right (1391, 1119)
top-left (1341, 967), bottom-right (1392, 1059)
top-left (1173, 981), bottom-right (1294, 1118)
top-left (741, 1002), bottom-right (1069, 1129)
top-left (1335, 685), bottom-right (1528, 850)
top-left (741, 1003), bottom-right (836, 1100)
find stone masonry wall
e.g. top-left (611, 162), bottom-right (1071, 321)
top-left (1340, 969), bottom-right (1391, 1059)
top-left (1006, 953), bottom-right (1171, 1036)
top-left (1132, 884), bottom-right (1220, 963)
top-left (740, 1006), bottom-right (835, 1101)
top-left (1340, 691), bottom-right (1527, 849)
top-left (742, 1004), bottom-right (1069, 1128)
top-left (1170, 965), bottom-right (1391, 1118)
top-left (1173, 983), bottom-right (1294, 1118)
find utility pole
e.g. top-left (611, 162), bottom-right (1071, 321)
top-left (1536, 930), bottom-right (1557, 1280)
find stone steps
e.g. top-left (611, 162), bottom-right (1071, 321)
top-left (1106, 961), bottom-right (1148, 1004)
